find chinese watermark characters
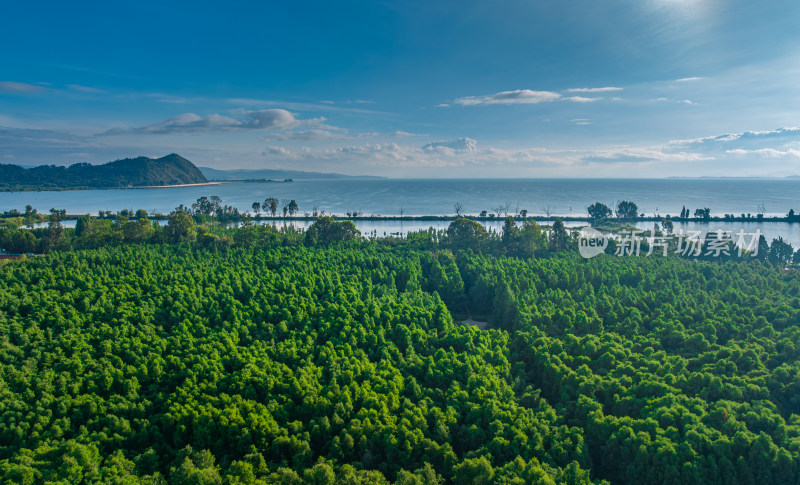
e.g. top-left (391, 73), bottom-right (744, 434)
top-left (578, 228), bottom-right (763, 259)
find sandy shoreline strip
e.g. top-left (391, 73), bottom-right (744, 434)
top-left (126, 182), bottom-right (223, 189)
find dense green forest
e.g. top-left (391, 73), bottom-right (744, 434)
top-left (2, 212), bottom-right (800, 483)
top-left (0, 154), bottom-right (207, 191)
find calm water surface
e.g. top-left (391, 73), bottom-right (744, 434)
top-left (3, 178), bottom-right (799, 217)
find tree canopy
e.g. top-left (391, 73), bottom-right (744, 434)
top-left (1, 210), bottom-right (800, 483)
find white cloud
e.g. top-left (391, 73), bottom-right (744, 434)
top-left (450, 87), bottom-right (614, 107)
top-left (581, 147), bottom-right (711, 164)
top-left (675, 77), bottom-right (704, 82)
top-left (565, 96), bottom-right (601, 103)
top-left (103, 109), bottom-right (300, 135)
top-left (262, 146), bottom-right (299, 159)
top-left (454, 89), bottom-right (561, 106)
top-left (242, 109), bottom-right (298, 129)
top-left (651, 97), bottom-right (696, 105)
top-left (671, 127), bottom-right (800, 148)
top-left (726, 148), bottom-right (800, 158)
top-left (566, 87), bottom-right (623, 93)
top-left (423, 137), bottom-right (477, 152)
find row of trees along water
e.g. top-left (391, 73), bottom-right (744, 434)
top-left (6, 195), bottom-right (800, 228)
top-left (2, 198), bottom-right (800, 268)
top-left (588, 201), bottom-right (800, 222)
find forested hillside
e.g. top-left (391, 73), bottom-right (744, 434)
top-left (1, 239), bottom-right (800, 483)
top-left (0, 154), bottom-right (207, 191)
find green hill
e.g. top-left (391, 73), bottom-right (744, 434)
top-left (0, 153), bottom-right (208, 191)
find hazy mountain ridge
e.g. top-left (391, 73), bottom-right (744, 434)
top-left (0, 154), bottom-right (208, 191)
top-left (199, 166), bottom-right (385, 181)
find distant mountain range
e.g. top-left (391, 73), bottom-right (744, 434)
top-left (199, 167), bottom-right (385, 181)
top-left (0, 154), bottom-right (208, 191)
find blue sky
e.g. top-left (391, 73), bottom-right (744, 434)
top-left (2, 0), bottom-right (800, 177)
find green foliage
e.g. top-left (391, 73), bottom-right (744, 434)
top-left (445, 218), bottom-right (488, 251)
top-left (165, 210), bottom-right (197, 244)
top-left (452, 456), bottom-right (493, 484)
top-left (500, 217), bottom-right (545, 258)
top-left (615, 201), bottom-right (639, 221)
top-left (3, 218), bottom-right (800, 483)
top-left (549, 218), bottom-right (568, 252)
top-left (458, 251), bottom-right (800, 484)
top-left (0, 244), bottom-right (597, 483)
top-left (770, 237), bottom-right (794, 265)
top-left (304, 217), bottom-right (361, 246)
top-left (587, 202), bottom-right (612, 221)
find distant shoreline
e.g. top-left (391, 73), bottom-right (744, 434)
top-left (124, 182), bottom-right (222, 189)
top-left (0, 182), bottom-right (222, 192)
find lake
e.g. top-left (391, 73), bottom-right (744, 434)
top-left (5, 178), bottom-right (800, 245)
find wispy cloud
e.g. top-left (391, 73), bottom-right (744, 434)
top-left (0, 81), bottom-right (47, 93)
top-left (141, 93), bottom-right (198, 104)
top-left (318, 99), bottom-right (376, 105)
top-left (228, 98), bottom-right (385, 115)
top-left (566, 87), bottom-right (623, 93)
top-left (0, 125), bottom-right (85, 146)
top-left (67, 84), bottom-right (107, 94)
top-left (261, 128), bottom-right (345, 142)
top-left (675, 77), bottom-right (704, 82)
top-left (454, 90), bottom-right (561, 106)
top-left (582, 154), bottom-right (656, 163)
